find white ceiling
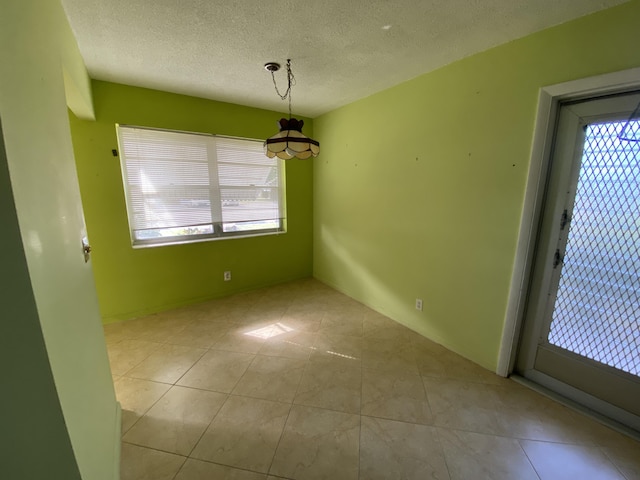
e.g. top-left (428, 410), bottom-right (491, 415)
top-left (60, 0), bottom-right (627, 118)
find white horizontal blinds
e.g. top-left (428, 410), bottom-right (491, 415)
top-left (119, 127), bottom-right (218, 238)
top-left (117, 125), bottom-right (284, 245)
top-left (216, 137), bottom-right (283, 225)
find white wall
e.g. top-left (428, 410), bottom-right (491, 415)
top-left (0, 1), bottom-right (119, 478)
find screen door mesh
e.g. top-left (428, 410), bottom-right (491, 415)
top-left (548, 120), bottom-right (640, 376)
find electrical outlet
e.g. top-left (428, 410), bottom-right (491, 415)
top-left (415, 298), bottom-right (423, 311)
top-left (224, 271), bottom-right (231, 281)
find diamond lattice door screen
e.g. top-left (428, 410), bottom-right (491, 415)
top-left (547, 120), bottom-right (640, 376)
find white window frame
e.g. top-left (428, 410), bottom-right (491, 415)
top-left (116, 124), bottom-right (286, 248)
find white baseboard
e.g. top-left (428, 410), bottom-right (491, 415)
top-left (511, 374), bottom-right (640, 441)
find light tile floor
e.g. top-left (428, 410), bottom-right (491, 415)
top-left (105, 278), bottom-right (640, 480)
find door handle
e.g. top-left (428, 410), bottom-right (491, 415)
top-left (82, 237), bottom-right (91, 263)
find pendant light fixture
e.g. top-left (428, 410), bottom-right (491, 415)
top-left (264, 59), bottom-right (320, 159)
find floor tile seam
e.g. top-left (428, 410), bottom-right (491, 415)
top-left (143, 326), bottom-right (191, 344)
top-left (516, 438), bottom-right (545, 480)
top-left (292, 397), bottom-right (361, 416)
top-left (121, 439), bottom-right (189, 460)
top-left (357, 363), bottom-right (420, 377)
top-left (170, 347), bottom-right (230, 391)
top-left (120, 412), bottom-right (142, 437)
top-left (118, 381), bottom-right (175, 436)
top-left (116, 344), bottom-right (165, 377)
top-left (359, 409), bottom-right (435, 427)
top-left (264, 394), bottom-right (297, 476)
top-left (215, 354), bottom-right (259, 395)
top-left (307, 355), bottom-right (363, 370)
top-left (229, 383), bottom-right (297, 405)
top-left (265, 352), bottom-right (358, 474)
top-left (145, 347), bottom-right (208, 386)
top-left (249, 352), bottom-right (311, 364)
top-left (598, 447), bottom-right (636, 480)
top-left (361, 362), bottom-right (424, 375)
top-left (174, 377), bottom-right (236, 395)
top-left (515, 436), bottom-right (617, 447)
top-left (415, 364), bottom-right (436, 422)
top-left (180, 456), bottom-right (274, 477)
top-left (426, 421), bottom-right (454, 480)
top-left (118, 375), bottom-right (174, 387)
top-left (289, 355), bottom-right (362, 414)
top-left (441, 426), bottom-right (600, 447)
top-left (162, 340), bottom-right (219, 350)
top-left (228, 354), bottom-right (303, 402)
top-left (224, 392), bottom-right (296, 408)
top-left (287, 355), bottom-right (321, 409)
top-left (104, 337), bottom-right (126, 347)
top-left (430, 422), bottom-right (520, 441)
top-left (209, 344), bottom-right (265, 355)
top-left (185, 390), bottom-right (237, 459)
top-left (360, 413), bottom-right (437, 429)
top-left (109, 334), bottom-right (165, 346)
top-left (168, 383), bottom-right (233, 398)
top-left (419, 372), bottom-right (504, 386)
top-left (164, 320), bottom-right (233, 337)
top-left (170, 455), bottom-right (189, 480)
top-left (254, 350), bottom-right (314, 362)
top-left (305, 355), bottom-right (363, 373)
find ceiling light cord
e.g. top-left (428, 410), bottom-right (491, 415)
top-left (270, 59), bottom-right (296, 119)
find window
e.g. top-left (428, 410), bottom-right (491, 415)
top-left (116, 125), bottom-right (285, 247)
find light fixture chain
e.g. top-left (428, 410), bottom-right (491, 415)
top-left (287, 66), bottom-right (293, 119)
top-left (270, 71), bottom-right (289, 100)
top-left (270, 59), bottom-right (296, 119)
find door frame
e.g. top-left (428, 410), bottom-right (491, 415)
top-left (498, 67), bottom-right (640, 377)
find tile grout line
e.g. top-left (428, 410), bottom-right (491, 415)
top-left (430, 426), bottom-right (453, 480)
top-left (517, 439), bottom-right (544, 480)
top-left (598, 446), bottom-right (634, 480)
top-left (182, 374), bottom-right (233, 461)
top-left (109, 279), bottom-right (640, 479)
top-left (414, 341), bottom-right (437, 427)
top-left (177, 307), bottom-right (262, 463)
top-left (118, 380), bottom-right (173, 437)
top-left (597, 446), bottom-right (631, 480)
top-left (265, 322), bottom-right (320, 477)
top-left (110, 338), bottom-right (163, 378)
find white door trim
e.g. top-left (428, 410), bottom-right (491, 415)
top-left (497, 67), bottom-right (640, 376)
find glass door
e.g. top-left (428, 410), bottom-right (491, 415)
top-left (516, 91), bottom-right (640, 430)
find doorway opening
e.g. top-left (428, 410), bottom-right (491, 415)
top-left (501, 68), bottom-right (640, 434)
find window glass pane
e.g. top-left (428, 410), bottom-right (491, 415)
top-left (117, 125), bottom-right (285, 246)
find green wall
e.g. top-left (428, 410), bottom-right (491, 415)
top-left (0, 1), bottom-right (118, 478)
top-left (313, 0), bottom-right (640, 370)
top-left (70, 81), bottom-right (314, 322)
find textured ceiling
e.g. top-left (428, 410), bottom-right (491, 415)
top-left (60, 0), bottom-right (627, 118)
